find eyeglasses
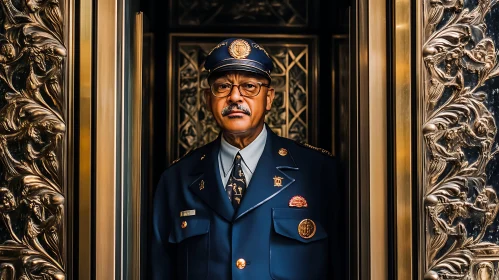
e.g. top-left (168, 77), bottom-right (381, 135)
top-left (210, 81), bottom-right (270, 97)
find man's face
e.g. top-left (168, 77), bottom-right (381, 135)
top-left (205, 72), bottom-right (275, 135)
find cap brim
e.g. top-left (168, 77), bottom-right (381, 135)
top-left (208, 64), bottom-right (271, 80)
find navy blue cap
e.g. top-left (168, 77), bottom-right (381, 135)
top-left (204, 38), bottom-right (273, 80)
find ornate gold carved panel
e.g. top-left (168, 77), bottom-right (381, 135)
top-left (422, 0), bottom-right (499, 278)
top-left (0, 0), bottom-right (67, 278)
top-left (171, 0), bottom-right (309, 27)
top-left (169, 35), bottom-right (317, 159)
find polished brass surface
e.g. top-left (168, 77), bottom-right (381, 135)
top-left (95, 0), bottom-right (119, 278)
top-left (395, 0), bottom-right (413, 278)
top-left (130, 11), bottom-right (144, 280)
top-left (355, 0), bottom-right (372, 277)
top-left (168, 34), bottom-right (317, 160)
top-left (369, 0), bottom-right (388, 278)
top-left (0, 0), bottom-right (68, 278)
top-left (78, 0), bottom-right (93, 279)
top-left (421, 0), bottom-right (499, 278)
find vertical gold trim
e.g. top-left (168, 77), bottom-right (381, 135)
top-left (357, 0), bottom-right (371, 277)
top-left (416, 0), bottom-right (425, 276)
top-left (65, 0), bottom-right (76, 276)
top-left (130, 11), bottom-right (143, 280)
top-left (395, 0), bottom-right (413, 277)
top-left (368, 0), bottom-right (388, 278)
top-left (95, 0), bottom-right (118, 278)
top-left (78, 0), bottom-right (92, 279)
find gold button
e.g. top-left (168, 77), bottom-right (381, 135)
top-left (236, 258), bottom-right (246, 269)
top-left (278, 148), bottom-right (287, 156)
top-left (181, 221), bottom-right (187, 229)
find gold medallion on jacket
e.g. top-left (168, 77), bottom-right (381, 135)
top-left (298, 219), bottom-right (316, 239)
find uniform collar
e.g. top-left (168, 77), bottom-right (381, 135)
top-left (219, 125), bottom-right (268, 176)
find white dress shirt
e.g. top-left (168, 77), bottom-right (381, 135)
top-left (218, 126), bottom-right (267, 186)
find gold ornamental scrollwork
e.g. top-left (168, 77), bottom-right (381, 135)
top-left (422, 0), bottom-right (499, 279)
top-left (0, 0), bottom-right (67, 279)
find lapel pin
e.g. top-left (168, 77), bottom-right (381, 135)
top-left (199, 179), bottom-right (205, 190)
top-left (180, 209), bottom-right (196, 217)
top-left (278, 148), bottom-right (288, 156)
top-left (273, 176), bottom-right (284, 187)
top-left (289, 196), bottom-right (308, 208)
top-left (201, 154), bottom-right (206, 160)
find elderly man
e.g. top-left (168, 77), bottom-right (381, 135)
top-left (152, 38), bottom-right (343, 279)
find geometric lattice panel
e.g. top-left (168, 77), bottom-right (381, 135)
top-left (171, 0), bottom-right (309, 27)
top-left (169, 35), bottom-right (317, 159)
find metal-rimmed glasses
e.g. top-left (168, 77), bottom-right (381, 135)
top-left (210, 81), bottom-right (270, 97)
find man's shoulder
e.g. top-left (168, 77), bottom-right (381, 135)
top-left (276, 136), bottom-right (333, 158)
top-left (293, 141), bottom-right (333, 157)
top-left (165, 141), bottom-right (215, 171)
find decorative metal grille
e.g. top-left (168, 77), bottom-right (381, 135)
top-left (422, 0), bottom-right (499, 279)
top-left (170, 36), bottom-right (316, 159)
top-left (0, 0), bottom-right (67, 278)
top-left (171, 0), bottom-right (309, 27)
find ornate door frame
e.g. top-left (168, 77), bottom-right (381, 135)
top-left (0, 0), bottom-right (79, 278)
top-left (393, 0), bottom-right (499, 279)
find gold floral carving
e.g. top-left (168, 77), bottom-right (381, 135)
top-left (423, 0), bottom-right (499, 279)
top-left (0, 0), bottom-right (67, 279)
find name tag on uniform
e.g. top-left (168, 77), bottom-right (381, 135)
top-left (180, 209), bottom-right (196, 217)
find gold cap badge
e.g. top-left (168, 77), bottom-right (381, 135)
top-left (289, 196), bottom-right (308, 208)
top-left (229, 39), bottom-right (251, 59)
top-left (298, 219), bottom-right (316, 239)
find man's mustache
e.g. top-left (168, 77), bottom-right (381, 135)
top-left (221, 104), bottom-right (251, 117)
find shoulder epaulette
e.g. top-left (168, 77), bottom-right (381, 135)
top-left (295, 141), bottom-right (333, 157)
top-left (170, 148), bottom-right (198, 167)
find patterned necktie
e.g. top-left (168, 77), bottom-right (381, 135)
top-left (226, 152), bottom-right (247, 209)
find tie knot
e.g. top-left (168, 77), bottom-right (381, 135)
top-left (234, 153), bottom-right (242, 163)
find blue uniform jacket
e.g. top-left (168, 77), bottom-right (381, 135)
top-left (152, 127), bottom-right (344, 280)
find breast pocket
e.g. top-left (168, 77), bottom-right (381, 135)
top-left (270, 208), bottom-right (328, 280)
top-left (169, 216), bottom-right (210, 279)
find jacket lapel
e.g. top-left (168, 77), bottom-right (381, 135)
top-left (188, 138), bottom-right (235, 222)
top-left (234, 127), bottom-right (298, 220)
